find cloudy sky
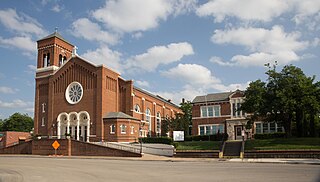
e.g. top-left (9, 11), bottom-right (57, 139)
top-left (0, 0), bottom-right (319, 119)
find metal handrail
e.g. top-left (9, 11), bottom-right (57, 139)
top-left (92, 142), bottom-right (141, 154)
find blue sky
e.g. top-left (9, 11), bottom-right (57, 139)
top-left (0, 0), bottom-right (319, 119)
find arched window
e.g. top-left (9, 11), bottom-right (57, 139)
top-left (110, 124), bottom-right (115, 134)
top-left (43, 54), bottom-right (47, 67)
top-left (120, 124), bottom-right (126, 134)
top-left (59, 54), bottom-right (63, 66)
top-left (134, 104), bottom-right (140, 113)
top-left (47, 53), bottom-right (50, 66)
top-left (146, 108), bottom-right (151, 123)
top-left (156, 112), bottom-right (161, 136)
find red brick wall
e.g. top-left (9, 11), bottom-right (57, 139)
top-left (0, 141), bottom-right (32, 154)
top-left (71, 140), bottom-right (141, 157)
top-left (32, 139), bottom-right (69, 156)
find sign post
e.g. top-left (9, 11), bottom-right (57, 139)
top-left (52, 140), bottom-right (60, 156)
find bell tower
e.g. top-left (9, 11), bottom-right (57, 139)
top-left (34, 31), bottom-right (74, 136)
top-left (36, 30), bottom-right (74, 75)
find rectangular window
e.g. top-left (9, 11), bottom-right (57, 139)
top-left (201, 105), bottom-right (221, 117)
top-left (232, 103), bottom-right (236, 117)
top-left (212, 125), bottom-right (217, 134)
top-left (276, 123), bottom-right (284, 132)
top-left (207, 107), bottom-right (214, 117)
top-left (214, 105), bottom-right (220, 117)
top-left (237, 103), bottom-right (241, 116)
top-left (205, 126), bottom-right (211, 135)
top-left (269, 122), bottom-right (276, 133)
top-left (201, 107), bottom-right (207, 117)
top-left (255, 123), bottom-right (262, 134)
top-left (121, 125), bottom-right (126, 134)
top-left (41, 117), bottom-right (45, 126)
top-left (218, 125), bottom-right (224, 133)
top-left (199, 126), bottom-right (205, 135)
top-left (263, 123), bottom-right (269, 133)
top-left (131, 126), bottom-right (134, 134)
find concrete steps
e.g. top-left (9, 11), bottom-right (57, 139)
top-left (223, 141), bottom-right (242, 158)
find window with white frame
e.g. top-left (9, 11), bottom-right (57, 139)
top-left (120, 124), bottom-right (126, 134)
top-left (134, 104), bottom-right (140, 113)
top-left (198, 124), bottom-right (224, 135)
top-left (131, 126), bottom-right (134, 134)
top-left (156, 112), bottom-right (161, 136)
top-left (146, 108), bottom-right (151, 123)
top-left (200, 105), bottom-right (221, 117)
top-left (41, 117), bottom-right (45, 126)
top-left (110, 124), bottom-right (115, 134)
top-left (231, 99), bottom-right (244, 118)
top-left (42, 103), bottom-right (46, 113)
top-left (255, 122), bottom-right (284, 134)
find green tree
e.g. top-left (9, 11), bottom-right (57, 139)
top-left (0, 119), bottom-right (3, 131)
top-left (1, 113), bottom-right (34, 132)
top-left (242, 64), bottom-right (320, 137)
top-left (160, 101), bottom-right (193, 137)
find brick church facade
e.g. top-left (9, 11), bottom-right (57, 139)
top-left (34, 32), bottom-right (181, 143)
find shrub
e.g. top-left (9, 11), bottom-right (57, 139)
top-left (186, 133), bottom-right (228, 141)
top-left (254, 132), bottom-right (286, 139)
top-left (139, 137), bottom-right (173, 145)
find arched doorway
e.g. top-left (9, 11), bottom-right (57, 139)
top-left (57, 111), bottom-right (90, 142)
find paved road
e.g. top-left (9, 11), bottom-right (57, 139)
top-left (0, 156), bottom-right (319, 182)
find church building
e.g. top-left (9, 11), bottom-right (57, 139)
top-left (34, 32), bottom-right (181, 143)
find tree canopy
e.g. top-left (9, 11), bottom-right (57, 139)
top-left (242, 64), bottom-right (320, 137)
top-left (0, 113), bottom-right (34, 132)
top-left (161, 101), bottom-right (192, 136)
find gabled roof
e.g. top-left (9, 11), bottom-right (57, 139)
top-left (37, 31), bottom-right (73, 45)
top-left (192, 92), bottom-right (233, 104)
top-left (103, 112), bottom-right (139, 121)
top-left (133, 86), bottom-right (180, 108)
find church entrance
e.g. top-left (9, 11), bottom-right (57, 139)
top-left (57, 111), bottom-right (90, 142)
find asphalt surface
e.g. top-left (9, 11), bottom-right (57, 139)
top-left (0, 156), bottom-right (319, 182)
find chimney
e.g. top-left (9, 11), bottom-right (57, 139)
top-left (182, 98), bottom-right (185, 103)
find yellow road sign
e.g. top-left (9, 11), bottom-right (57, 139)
top-left (52, 140), bottom-right (60, 150)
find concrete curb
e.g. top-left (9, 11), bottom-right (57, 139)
top-left (0, 154), bottom-right (319, 165)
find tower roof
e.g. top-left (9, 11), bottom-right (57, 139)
top-left (37, 31), bottom-right (73, 45)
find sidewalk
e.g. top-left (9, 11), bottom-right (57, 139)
top-left (1, 154), bottom-right (319, 165)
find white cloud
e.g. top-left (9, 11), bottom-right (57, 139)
top-left (92, 0), bottom-right (172, 32)
top-left (126, 42), bottom-right (194, 72)
top-left (132, 32), bottom-right (143, 39)
top-left (135, 80), bottom-right (150, 88)
top-left (28, 65), bottom-right (37, 71)
top-left (0, 36), bottom-right (37, 53)
top-left (51, 4), bottom-right (63, 13)
top-left (0, 8), bottom-right (46, 37)
top-left (211, 26), bottom-right (308, 67)
top-left (196, 0), bottom-right (289, 22)
top-left (0, 99), bottom-right (32, 108)
top-left (71, 18), bottom-right (119, 45)
top-left (160, 63), bottom-right (249, 103)
top-left (91, 0), bottom-right (196, 33)
top-left (0, 86), bottom-right (17, 94)
top-left (161, 63), bottom-right (220, 86)
top-left (312, 37), bottom-right (320, 47)
top-left (81, 46), bottom-right (123, 73)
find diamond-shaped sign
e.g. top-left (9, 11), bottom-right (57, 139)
top-left (52, 140), bottom-right (60, 150)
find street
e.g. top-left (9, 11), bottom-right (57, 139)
top-left (0, 156), bottom-right (319, 182)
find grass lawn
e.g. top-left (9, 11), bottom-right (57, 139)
top-left (175, 141), bottom-right (222, 150)
top-left (245, 137), bottom-right (320, 150)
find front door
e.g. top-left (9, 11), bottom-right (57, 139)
top-left (235, 126), bottom-right (243, 140)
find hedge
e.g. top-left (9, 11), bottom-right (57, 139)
top-left (254, 132), bottom-right (286, 139)
top-left (139, 137), bottom-right (173, 145)
top-left (184, 133), bottom-right (228, 141)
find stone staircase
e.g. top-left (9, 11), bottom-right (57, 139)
top-left (223, 141), bottom-right (242, 158)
